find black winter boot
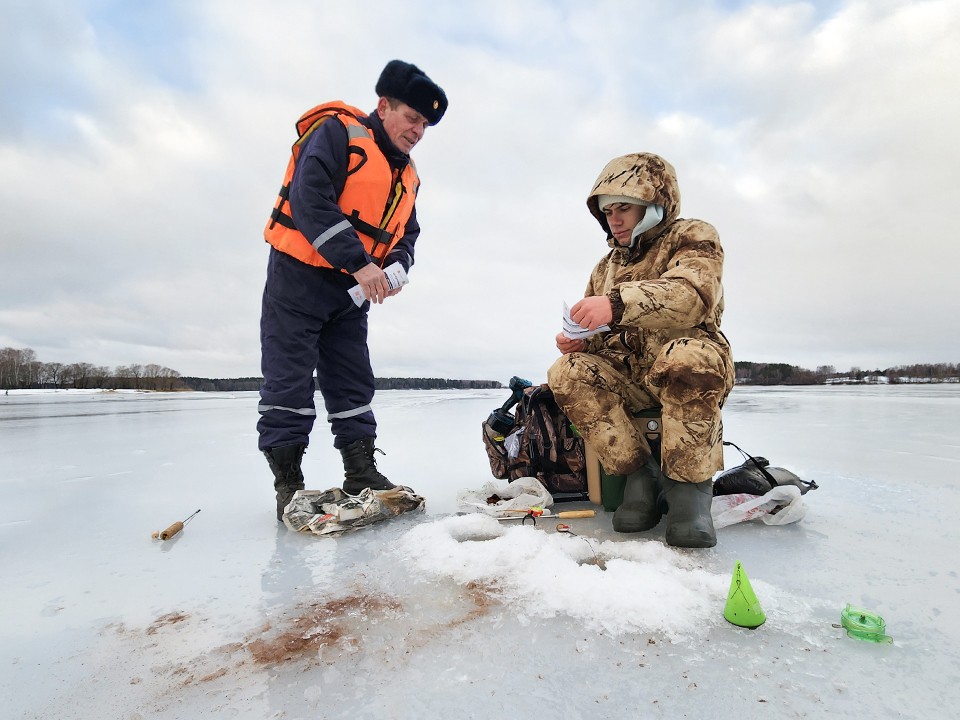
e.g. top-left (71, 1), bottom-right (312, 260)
top-left (264, 444), bottom-right (306, 522)
top-left (612, 458), bottom-right (663, 533)
top-left (340, 437), bottom-right (396, 495)
top-left (661, 476), bottom-right (717, 548)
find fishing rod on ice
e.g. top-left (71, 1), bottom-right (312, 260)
top-left (555, 523), bottom-right (606, 570)
top-left (497, 507), bottom-right (596, 526)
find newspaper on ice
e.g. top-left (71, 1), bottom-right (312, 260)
top-left (282, 485), bottom-right (425, 537)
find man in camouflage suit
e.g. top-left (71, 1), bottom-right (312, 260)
top-left (547, 152), bottom-right (734, 548)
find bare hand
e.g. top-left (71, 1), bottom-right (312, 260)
top-left (556, 332), bottom-right (587, 355)
top-left (352, 263), bottom-right (390, 304)
top-left (570, 296), bottom-right (613, 331)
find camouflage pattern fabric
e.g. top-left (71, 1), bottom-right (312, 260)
top-left (547, 152), bottom-right (734, 483)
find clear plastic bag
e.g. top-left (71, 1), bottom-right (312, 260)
top-left (711, 485), bottom-right (806, 529)
top-left (456, 476), bottom-right (554, 518)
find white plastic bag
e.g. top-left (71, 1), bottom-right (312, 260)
top-left (504, 427), bottom-right (524, 459)
top-left (711, 485), bottom-right (806, 529)
top-left (456, 476), bottom-right (553, 518)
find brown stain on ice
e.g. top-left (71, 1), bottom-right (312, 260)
top-left (445, 581), bottom-right (497, 628)
top-left (397, 580), bottom-right (500, 657)
top-left (246, 593), bottom-right (401, 666)
top-left (114, 585), bottom-right (500, 694)
top-left (199, 667), bottom-right (228, 682)
top-left (146, 611), bottom-right (189, 635)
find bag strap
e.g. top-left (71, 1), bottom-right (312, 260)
top-left (723, 440), bottom-right (818, 492)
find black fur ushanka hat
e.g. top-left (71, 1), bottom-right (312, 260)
top-left (375, 59), bottom-right (448, 125)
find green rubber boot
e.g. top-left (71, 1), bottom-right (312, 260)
top-left (264, 444), bottom-right (306, 522)
top-left (612, 458), bottom-right (663, 533)
top-left (661, 476), bottom-right (717, 548)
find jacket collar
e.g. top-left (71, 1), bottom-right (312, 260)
top-left (362, 112), bottom-right (410, 169)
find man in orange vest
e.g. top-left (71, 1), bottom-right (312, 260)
top-left (258, 60), bottom-right (447, 521)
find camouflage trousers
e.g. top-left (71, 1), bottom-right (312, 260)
top-left (546, 338), bottom-right (734, 483)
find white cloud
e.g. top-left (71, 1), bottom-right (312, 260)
top-left (1, 0), bottom-right (958, 380)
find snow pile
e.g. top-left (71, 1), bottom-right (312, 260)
top-left (396, 513), bottom-right (817, 641)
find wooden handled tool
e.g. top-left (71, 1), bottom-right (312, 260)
top-left (499, 508), bottom-right (595, 520)
top-left (154, 509), bottom-right (201, 541)
top-left (159, 522), bottom-right (183, 540)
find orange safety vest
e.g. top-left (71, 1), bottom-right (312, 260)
top-left (264, 101), bottom-right (420, 270)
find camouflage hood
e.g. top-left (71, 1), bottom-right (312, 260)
top-left (587, 153), bottom-right (681, 246)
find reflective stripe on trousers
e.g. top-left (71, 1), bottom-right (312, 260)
top-left (257, 249), bottom-right (378, 451)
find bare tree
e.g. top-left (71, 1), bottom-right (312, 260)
top-left (113, 365), bottom-right (132, 389)
top-left (92, 365), bottom-right (110, 388)
top-left (158, 366), bottom-right (182, 391)
top-left (68, 362), bottom-right (95, 389)
top-left (0, 347), bottom-right (37, 388)
top-left (144, 364), bottom-right (164, 391)
top-left (26, 360), bottom-right (43, 387)
top-left (41, 362), bottom-right (66, 388)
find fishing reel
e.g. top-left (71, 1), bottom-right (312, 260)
top-left (486, 375), bottom-right (532, 435)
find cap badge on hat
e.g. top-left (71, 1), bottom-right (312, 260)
top-left (433, 100), bottom-right (439, 109)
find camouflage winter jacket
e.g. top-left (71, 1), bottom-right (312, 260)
top-left (582, 153), bottom-right (731, 383)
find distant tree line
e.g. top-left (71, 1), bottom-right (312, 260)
top-left (179, 377), bottom-right (261, 392)
top-left (1, 347), bottom-right (502, 392)
top-left (177, 376), bottom-right (502, 391)
top-left (373, 377), bottom-right (501, 390)
top-left (6, 345), bottom-right (956, 391)
top-left (735, 361), bottom-right (960, 385)
top-left (883, 363), bottom-right (960, 383)
top-left (0, 347), bottom-right (183, 391)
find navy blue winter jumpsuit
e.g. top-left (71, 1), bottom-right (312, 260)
top-left (257, 112), bottom-right (419, 452)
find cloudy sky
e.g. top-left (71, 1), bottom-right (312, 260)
top-left (2, 0), bottom-right (958, 382)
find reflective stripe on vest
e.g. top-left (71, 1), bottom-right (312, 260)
top-left (263, 101), bottom-right (419, 270)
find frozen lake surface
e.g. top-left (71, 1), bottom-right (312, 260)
top-left (3, 384), bottom-right (959, 719)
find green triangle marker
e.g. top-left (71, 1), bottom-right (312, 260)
top-left (724, 560), bottom-right (766, 628)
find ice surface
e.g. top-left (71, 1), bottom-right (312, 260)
top-left (3, 385), bottom-right (960, 719)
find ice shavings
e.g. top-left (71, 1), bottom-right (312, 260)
top-left (396, 514), bottom-right (731, 640)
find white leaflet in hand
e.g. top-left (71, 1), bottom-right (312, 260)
top-left (562, 301), bottom-right (610, 339)
top-left (349, 262), bottom-right (410, 306)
